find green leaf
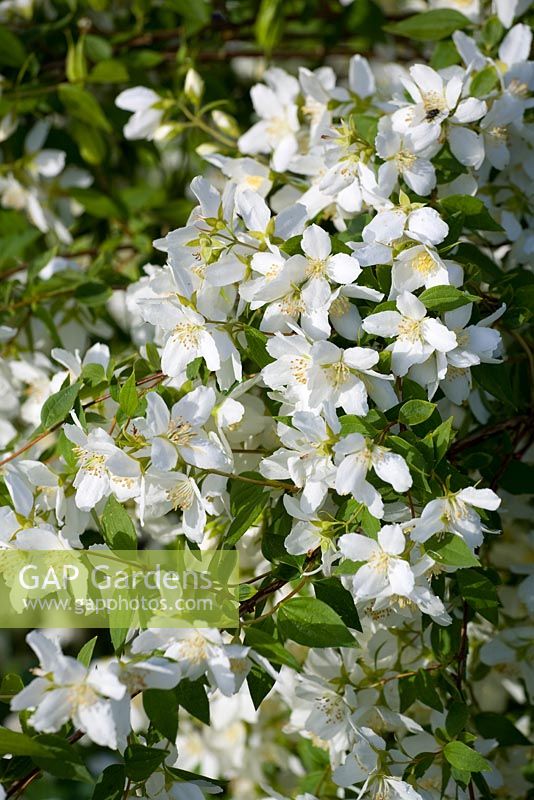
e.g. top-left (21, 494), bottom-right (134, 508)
top-left (124, 744), bottom-right (168, 781)
top-left (399, 399), bottom-right (436, 426)
top-left (40, 381), bottom-right (81, 429)
top-left (415, 668), bottom-right (443, 711)
top-left (443, 741), bottom-right (491, 773)
top-left (143, 689), bottom-right (179, 741)
top-left (247, 661), bottom-right (276, 709)
top-left (33, 734), bottom-right (93, 782)
top-left (77, 635), bottom-right (98, 667)
top-left (456, 569), bottom-right (500, 624)
top-left (225, 480), bottom-right (265, 547)
top-left (419, 286), bottom-right (478, 313)
top-left (422, 417), bottom-right (454, 464)
top-left (472, 363), bottom-right (516, 409)
top-left (118, 372), bottom-right (139, 417)
top-left (313, 577), bottom-right (361, 631)
top-left (0, 26), bottom-right (27, 67)
top-left (69, 188), bottom-right (121, 218)
top-left (475, 712), bottom-right (530, 746)
top-left (384, 10), bottom-right (470, 41)
top-left (277, 597), bottom-right (356, 648)
top-left (74, 280), bottom-right (113, 306)
top-left (244, 627), bottom-right (301, 670)
top-left (168, 0), bottom-right (211, 33)
top-left (92, 764), bottom-right (126, 800)
top-left (0, 673), bottom-right (24, 702)
top-left (424, 533), bottom-right (480, 568)
top-left (175, 678), bottom-right (210, 725)
top-left (101, 495), bottom-right (137, 550)
top-left (89, 59), bottom-right (129, 83)
top-left (440, 195), bottom-right (502, 231)
top-left (255, 0), bottom-right (285, 53)
top-left (245, 326), bottom-right (273, 368)
top-left (446, 702), bottom-right (469, 738)
top-left (0, 728), bottom-right (51, 758)
top-left (58, 84), bottom-right (112, 131)
top-left (470, 66), bottom-right (499, 98)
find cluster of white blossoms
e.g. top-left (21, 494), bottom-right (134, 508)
top-left (0, 1), bottom-right (533, 799)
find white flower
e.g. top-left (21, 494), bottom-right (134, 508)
top-left (334, 434), bottom-right (412, 519)
top-left (375, 116), bottom-right (440, 196)
top-left (64, 425), bottom-right (141, 511)
top-left (115, 86), bottom-right (167, 141)
top-left (282, 494), bottom-right (339, 573)
top-left (141, 469), bottom-right (207, 543)
top-left (238, 67), bottom-right (300, 171)
top-left (262, 332), bottom-right (313, 409)
top-left (141, 298), bottom-right (239, 385)
top-left (260, 411), bottom-right (338, 513)
top-left (339, 525), bottom-right (415, 601)
top-left (11, 632), bottom-right (129, 750)
top-left (332, 737), bottom-right (380, 786)
top-left (392, 64), bottom-right (464, 130)
top-left (131, 628), bottom-right (251, 696)
top-left (111, 656), bottom-right (181, 693)
top-left (391, 245), bottom-right (463, 296)
top-left (409, 487), bottom-right (501, 550)
top-left (136, 387), bottom-right (228, 472)
top-left (349, 206), bottom-right (450, 268)
top-left (307, 340), bottom-right (394, 415)
top-left (362, 291), bottom-right (458, 377)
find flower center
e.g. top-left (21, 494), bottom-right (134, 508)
top-left (508, 79), bottom-right (528, 97)
top-left (67, 682), bottom-right (98, 708)
top-left (280, 292), bottom-right (305, 316)
top-left (172, 322), bottom-right (203, 348)
top-left (243, 174), bottom-right (264, 190)
top-left (74, 448), bottom-right (107, 476)
top-left (398, 317), bottom-right (422, 341)
top-left (324, 360), bottom-right (350, 388)
top-left (306, 257), bottom-right (328, 278)
top-left (412, 251), bottom-right (436, 275)
top-left (489, 125), bottom-right (509, 142)
top-left (395, 150), bottom-right (416, 170)
top-left (290, 356), bottom-right (310, 384)
top-left (167, 419), bottom-right (194, 446)
top-left (177, 632), bottom-right (208, 664)
top-left (370, 550), bottom-right (390, 574)
top-left (166, 479), bottom-right (195, 510)
top-left (330, 295), bottom-right (350, 317)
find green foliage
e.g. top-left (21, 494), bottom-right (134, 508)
top-left (277, 597), bottom-right (356, 647)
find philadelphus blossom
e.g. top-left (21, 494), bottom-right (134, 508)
top-left (362, 291), bottom-right (458, 377)
top-left (11, 632), bottom-right (129, 749)
top-left (3, 2), bottom-right (533, 798)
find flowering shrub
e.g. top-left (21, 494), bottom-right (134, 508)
top-left (0, 1), bottom-right (533, 799)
